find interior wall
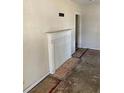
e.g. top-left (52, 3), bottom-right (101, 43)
top-left (23, 0), bottom-right (82, 90)
top-left (81, 3), bottom-right (100, 50)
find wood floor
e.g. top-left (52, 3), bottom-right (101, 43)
top-left (28, 49), bottom-right (100, 93)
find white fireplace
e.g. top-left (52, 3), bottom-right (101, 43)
top-left (47, 29), bottom-right (72, 74)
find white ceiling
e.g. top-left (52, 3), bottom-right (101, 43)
top-left (72, 0), bottom-right (100, 6)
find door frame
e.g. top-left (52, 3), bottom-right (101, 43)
top-left (75, 14), bottom-right (80, 50)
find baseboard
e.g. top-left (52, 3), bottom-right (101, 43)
top-left (89, 48), bottom-right (100, 50)
top-left (23, 72), bottom-right (49, 93)
top-left (77, 43), bottom-right (82, 48)
top-left (80, 47), bottom-right (100, 50)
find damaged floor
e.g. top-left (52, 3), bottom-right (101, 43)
top-left (28, 49), bottom-right (100, 93)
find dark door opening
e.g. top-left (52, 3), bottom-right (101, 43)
top-left (75, 14), bottom-right (80, 50)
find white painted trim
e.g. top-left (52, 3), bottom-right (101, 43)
top-left (47, 30), bottom-right (72, 74)
top-left (23, 72), bottom-right (49, 93)
top-left (47, 34), bottom-right (55, 74)
top-left (90, 48), bottom-right (100, 50)
top-left (81, 47), bottom-right (100, 50)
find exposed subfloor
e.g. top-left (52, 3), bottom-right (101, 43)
top-left (28, 49), bottom-right (100, 93)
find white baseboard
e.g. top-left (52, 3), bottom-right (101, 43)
top-left (23, 72), bottom-right (49, 93)
top-left (77, 43), bottom-right (82, 48)
top-left (88, 48), bottom-right (100, 50)
top-left (80, 46), bottom-right (100, 50)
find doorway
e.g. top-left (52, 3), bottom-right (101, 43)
top-left (75, 14), bottom-right (80, 50)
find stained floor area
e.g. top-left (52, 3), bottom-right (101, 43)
top-left (53, 49), bottom-right (100, 93)
top-left (28, 49), bottom-right (100, 93)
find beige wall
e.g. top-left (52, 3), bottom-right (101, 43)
top-left (23, 0), bottom-right (82, 90)
top-left (81, 3), bottom-right (100, 50)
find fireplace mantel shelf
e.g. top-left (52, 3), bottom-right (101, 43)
top-left (46, 29), bottom-right (72, 34)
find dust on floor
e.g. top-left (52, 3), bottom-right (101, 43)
top-left (28, 49), bottom-right (100, 93)
top-left (52, 49), bottom-right (100, 93)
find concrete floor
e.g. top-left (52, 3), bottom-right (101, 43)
top-left (52, 49), bottom-right (100, 93)
top-left (28, 49), bottom-right (100, 93)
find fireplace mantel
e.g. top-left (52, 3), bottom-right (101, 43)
top-left (46, 29), bottom-right (72, 74)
